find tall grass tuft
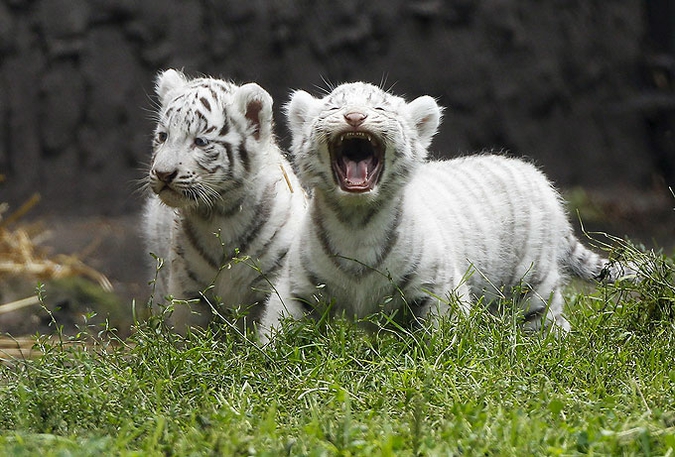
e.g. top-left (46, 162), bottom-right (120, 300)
top-left (0, 239), bottom-right (673, 455)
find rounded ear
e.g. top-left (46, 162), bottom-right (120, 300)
top-left (285, 90), bottom-right (317, 136)
top-left (234, 83), bottom-right (273, 141)
top-left (405, 95), bottom-right (443, 149)
top-left (155, 69), bottom-right (188, 105)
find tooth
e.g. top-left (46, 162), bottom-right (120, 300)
top-left (341, 135), bottom-right (345, 142)
top-left (367, 135), bottom-right (372, 142)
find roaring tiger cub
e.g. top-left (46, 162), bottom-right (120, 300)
top-left (260, 81), bottom-right (627, 338)
top-left (144, 69), bottom-right (305, 333)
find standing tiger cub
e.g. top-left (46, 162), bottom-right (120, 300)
top-left (260, 82), bottom-right (626, 338)
top-left (144, 69), bottom-right (305, 333)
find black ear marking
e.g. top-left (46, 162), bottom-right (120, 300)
top-left (245, 100), bottom-right (264, 140)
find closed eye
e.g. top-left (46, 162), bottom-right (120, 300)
top-left (194, 137), bottom-right (209, 147)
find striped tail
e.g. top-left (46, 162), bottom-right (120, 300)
top-left (563, 234), bottom-right (634, 282)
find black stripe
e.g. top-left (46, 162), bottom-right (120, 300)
top-left (298, 297), bottom-right (316, 314)
top-left (219, 121), bottom-right (229, 136)
top-left (262, 248), bottom-right (289, 278)
top-left (184, 265), bottom-right (203, 287)
top-left (396, 253), bottom-right (423, 293)
top-left (311, 206), bottom-right (343, 270)
top-left (411, 296), bottom-right (432, 310)
top-left (233, 183), bottom-right (275, 254)
top-left (224, 143), bottom-right (234, 171)
top-left (200, 97), bottom-right (212, 112)
top-left (251, 199), bottom-right (294, 259)
top-left (214, 192), bottom-right (246, 218)
top-left (372, 206), bottom-right (401, 267)
top-left (311, 202), bottom-right (402, 278)
top-left (173, 242), bottom-right (185, 260)
top-left (239, 144), bottom-right (251, 173)
top-left (171, 238), bottom-right (212, 293)
top-left (286, 267), bottom-right (320, 313)
top-left (181, 218), bottom-right (221, 270)
top-left (532, 176), bottom-right (555, 287)
top-left (299, 258), bottom-right (324, 291)
top-left (490, 163), bottom-right (523, 287)
top-left (195, 157), bottom-right (223, 175)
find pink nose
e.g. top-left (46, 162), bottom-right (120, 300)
top-left (344, 111), bottom-right (367, 127)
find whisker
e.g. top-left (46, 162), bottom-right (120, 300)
top-left (130, 176), bottom-right (153, 197)
top-left (193, 185), bottom-right (210, 207)
top-left (144, 91), bottom-right (161, 111)
top-left (199, 183), bottom-right (223, 208)
top-left (378, 73), bottom-right (389, 91)
top-left (385, 79), bottom-right (399, 95)
top-left (315, 76), bottom-right (335, 95)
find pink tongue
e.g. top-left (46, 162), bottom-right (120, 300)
top-left (345, 160), bottom-right (369, 185)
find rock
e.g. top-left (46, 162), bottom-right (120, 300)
top-left (0, 0), bottom-right (665, 217)
top-left (0, 2), bottom-right (15, 55)
top-left (37, 0), bottom-right (90, 38)
top-left (39, 62), bottom-right (86, 154)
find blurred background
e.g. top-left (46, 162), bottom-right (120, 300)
top-left (0, 0), bottom-right (673, 337)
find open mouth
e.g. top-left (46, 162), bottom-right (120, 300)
top-left (329, 131), bottom-right (384, 193)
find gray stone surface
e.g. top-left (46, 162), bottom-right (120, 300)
top-left (0, 1), bottom-right (670, 216)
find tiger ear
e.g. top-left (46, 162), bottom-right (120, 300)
top-left (405, 95), bottom-right (443, 149)
top-left (155, 69), bottom-right (188, 104)
top-left (285, 90), bottom-right (317, 136)
top-left (235, 83), bottom-right (273, 141)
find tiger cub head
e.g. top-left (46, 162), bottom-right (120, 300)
top-left (149, 69), bottom-right (274, 209)
top-left (286, 82), bottom-right (442, 202)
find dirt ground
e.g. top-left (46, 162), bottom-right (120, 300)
top-left (0, 213), bottom-right (148, 338)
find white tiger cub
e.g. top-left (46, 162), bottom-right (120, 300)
top-left (144, 69), bottom-right (305, 333)
top-left (260, 81), bottom-right (626, 337)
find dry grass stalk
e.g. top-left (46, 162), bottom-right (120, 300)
top-left (0, 195), bottom-right (113, 312)
top-left (0, 335), bottom-right (123, 363)
top-left (0, 295), bottom-right (41, 315)
top-left (0, 336), bottom-right (44, 361)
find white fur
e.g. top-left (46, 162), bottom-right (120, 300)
top-left (261, 82), bottom-right (617, 339)
top-left (144, 70), bottom-right (306, 333)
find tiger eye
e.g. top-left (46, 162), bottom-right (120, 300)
top-left (194, 137), bottom-right (209, 147)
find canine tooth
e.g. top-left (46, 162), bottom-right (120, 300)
top-left (367, 135), bottom-right (372, 142)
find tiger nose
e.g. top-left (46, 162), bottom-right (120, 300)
top-left (153, 169), bottom-right (178, 184)
top-left (344, 111), bottom-right (367, 127)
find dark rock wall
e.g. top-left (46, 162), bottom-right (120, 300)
top-left (0, 0), bottom-right (665, 216)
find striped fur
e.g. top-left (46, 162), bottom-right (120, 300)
top-left (144, 69), bottom-right (306, 333)
top-left (260, 82), bottom-right (622, 337)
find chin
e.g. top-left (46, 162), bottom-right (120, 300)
top-left (157, 189), bottom-right (189, 208)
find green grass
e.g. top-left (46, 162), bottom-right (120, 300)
top-left (0, 243), bottom-right (673, 456)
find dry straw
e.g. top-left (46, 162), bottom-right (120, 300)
top-left (0, 194), bottom-right (113, 316)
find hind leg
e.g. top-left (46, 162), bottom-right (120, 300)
top-left (521, 271), bottom-right (570, 335)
